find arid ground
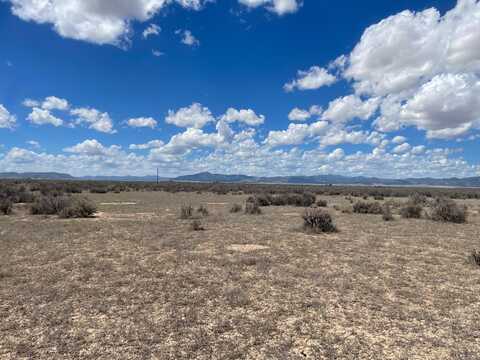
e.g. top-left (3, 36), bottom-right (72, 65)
top-left (1, 191), bottom-right (479, 359)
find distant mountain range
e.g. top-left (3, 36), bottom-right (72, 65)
top-left (2, 171), bottom-right (480, 188)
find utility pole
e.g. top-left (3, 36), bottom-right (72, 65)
top-left (156, 168), bottom-right (159, 184)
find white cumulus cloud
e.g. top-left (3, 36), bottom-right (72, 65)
top-left (0, 104), bottom-right (16, 129)
top-left (177, 29), bottom-right (200, 46)
top-left (288, 105), bottom-right (322, 121)
top-left (143, 23), bottom-right (161, 38)
top-left (7, 0), bottom-right (209, 47)
top-left (165, 103), bottom-right (214, 128)
top-left (127, 117), bottom-right (158, 128)
top-left (284, 66), bottom-right (336, 92)
top-left (27, 107), bottom-right (63, 127)
top-left (238, 0), bottom-right (301, 15)
top-left (220, 108), bottom-right (265, 126)
top-left (71, 107), bottom-right (116, 133)
top-left (321, 95), bottom-right (379, 124)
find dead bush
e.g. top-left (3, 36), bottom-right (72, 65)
top-left (302, 208), bottom-right (337, 233)
top-left (353, 201), bottom-right (383, 214)
top-left (430, 197), bottom-right (467, 223)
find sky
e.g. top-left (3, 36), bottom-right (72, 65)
top-left (0, 0), bottom-right (479, 178)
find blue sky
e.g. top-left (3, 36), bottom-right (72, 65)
top-left (0, 0), bottom-right (479, 178)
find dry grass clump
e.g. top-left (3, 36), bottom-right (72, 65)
top-left (180, 204), bottom-right (194, 219)
top-left (196, 205), bottom-right (209, 217)
top-left (245, 201), bottom-right (262, 215)
top-left (224, 287), bottom-right (250, 307)
top-left (382, 204), bottom-right (394, 221)
top-left (229, 203), bottom-right (243, 213)
top-left (430, 197), bottom-right (467, 223)
top-left (190, 219), bottom-right (205, 231)
top-left (316, 199), bottom-right (328, 207)
top-left (302, 208), bottom-right (337, 233)
top-left (470, 250), bottom-right (480, 267)
top-left (353, 201), bottom-right (383, 214)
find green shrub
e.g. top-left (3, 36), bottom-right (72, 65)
top-left (353, 201), bottom-right (383, 214)
top-left (430, 197), bottom-right (467, 223)
top-left (59, 197), bottom-right (97, 218)
top-left (302, 208), bottom-right (337, 233)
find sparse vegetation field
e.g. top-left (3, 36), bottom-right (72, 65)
top-left (1, 183), bottom-right (480, 359)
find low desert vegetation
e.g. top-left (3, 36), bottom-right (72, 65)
top-left (1, 185), bottom-right (479, 358)
top-left (353, 201), bottom-right (383, 215)
top-left (196, 205), bottom-right (209, 217)
top-left (302, 207), bottom-right (337, 233)
top-left (180, 204), bottom-right (194, 219)
top-left (30, 194), bottom-right (97, 218)
top-left (400, 203), bottom-right (423, 219)
top-left (2, 179), bottom-right (480, 199)
top-left (382, 204), bottom-right (394, 221)
top-left (190, 219), bottom-right (205, 231)
top-left (244, 200), bottom-right (262, 215)
top-left (30, 195), bottom-right (71, 216)
top-left (316, 199), bottom-right (328, 207)
top-left (0, 197), bottom-right (13, 215)
top-left (230, 203), bottom-right (242, 213)
top-left (430, 197), bottom-right (467, 223)
top-left (470, 250), bottom-right (480, 267)
top-left (247, 192), bottom-right (316, 207)
top-left (58, 196), bottom-right (97, 219)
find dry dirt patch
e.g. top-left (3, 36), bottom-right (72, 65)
top-left (227, 244), bottom-right (270, 253)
